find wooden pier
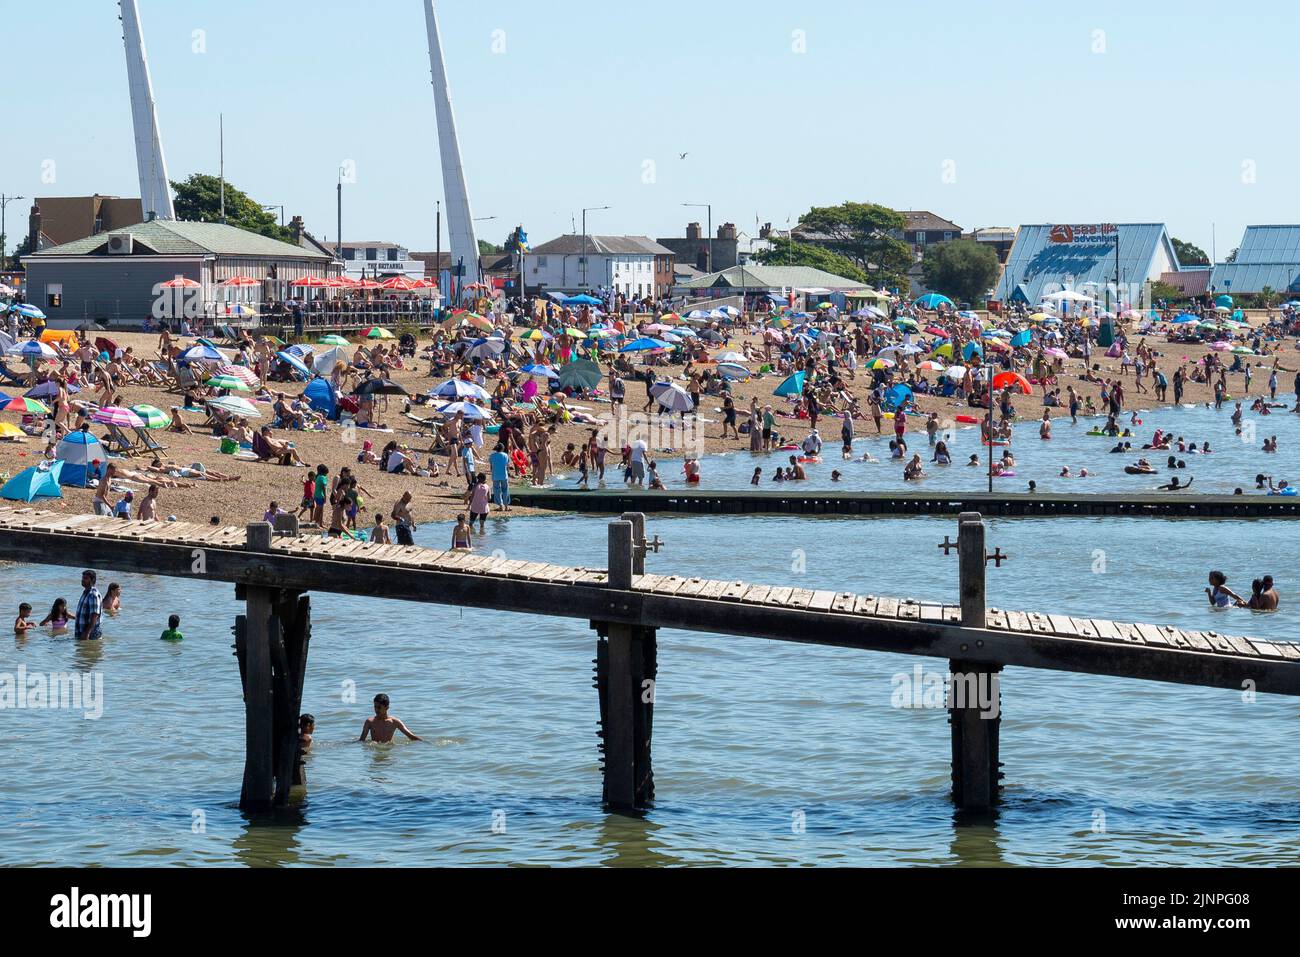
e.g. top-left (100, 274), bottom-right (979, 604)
top-left (510, 487), bottom-right (1300, 519)
top-left (0, 505), bottom-right (1297, 815)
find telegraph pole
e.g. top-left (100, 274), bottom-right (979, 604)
top-left (0, 194), bottom-right (24, 272)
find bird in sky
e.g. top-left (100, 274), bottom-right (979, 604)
top-left (679, 152), bottom-right (689, 160)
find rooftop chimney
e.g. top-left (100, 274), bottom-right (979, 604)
top-left (288, 215), bottom-right (305, 244)
top-left (28, 203), bottom-right (41, 254)
top-left (718, 223), bottom-right (737, 240)
top-left (760, 222), bottom-right (772, 239)
top-left (686, 222), bottom-right (702, 241)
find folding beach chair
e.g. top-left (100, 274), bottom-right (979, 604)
top-left (133, 427), bottom-right (167, 454)
top-left (103, 424), bottom-right (143, 456)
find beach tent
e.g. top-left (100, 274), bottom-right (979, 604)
top-left (303, 378), bottom-right (338, 420)
top-left (56, 430), bottom-right (104, 487)
top-left (312, 346), bottom-right (348, 376)
top-left (1, 461), bottom-right (63, 502)
top-left (773, 372), bottom-right (806, 397)
top-left (1010, 330), bottom-right (1032, 348)
top-left (39, 329), bottom-right (79, 351)
top-left (883, 384), bottom-right (913, 412)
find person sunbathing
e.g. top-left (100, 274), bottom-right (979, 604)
top-left (252, 427), bottom-right (304, 467)
top-left (145, 457), bottom-right (241, 482)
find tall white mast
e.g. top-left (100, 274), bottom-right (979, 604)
top-left (120, 0), bottom-right (175, 221)
top-left (424, 1), bottom-right (479, 294)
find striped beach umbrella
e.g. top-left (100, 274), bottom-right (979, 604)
top-left (0, 395), bottom-right (51, 415)
top-left (6, 339), bottom-right (57, 360)
top-left (364, 327), bottom-right (395, 340)
top-left (91, 406), bottom-right (145, 428)
top-left (207, 396), bottom-right (262, 418)
top-left (206, 374), bottom-right (252, 392)
top-left (215, 365), bottom-right (260, 388)
top-left (130, 405), bottom-right (172, 429)
top-left (517, 328), bottom-right (550, 341)
top-left (318, 334), bottom-right (349, 346)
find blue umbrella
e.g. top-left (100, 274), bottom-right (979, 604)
top-left (1215, 295), bottom-right (1233, 308)
top-left (1010, 330), bottom-right (1032, 348)
top-left (275, 351), bottom-right (312, 377)
top-left (619, 337), bottom-right (670, 353)
top-left (774, 371), bottom-right (806, 397)
top-left (1171, 314), bottom-right (1198, 324)
top-left (179, 344), bottom-right (224, 363)
top-left (14, 304), bottom-right (45, 320)
top-left (563, 294), bottom-right (602, 306)
top-left (519, 364), bottom-right (560, 380)
top-left (962, 341), bottom-right (983, 361)
top-left (915, 293), bottom-right (953, 309)
top-left (431, 379), bottom-right (492, 401)
top-left (26, 380), bottom-right (79, 399)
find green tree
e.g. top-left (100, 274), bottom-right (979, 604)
top-left (919, 240), bottom-right (1001, 305)
top-left (1171, 237), bottom-right (1209, 266)
top-left (170, 174), bottom-right (293, 243)
top-left (1225, 247), bottom-right (1239, 264)
top-left (793, 202), bottom-right (912, 288)
top-left (1148, 280), bottom-right (1185, 304)
top-left (479, 239), bottom-right (504, 256)
top-left (754, 237), bottom-right (868, 283)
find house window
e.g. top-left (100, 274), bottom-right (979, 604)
top-left (944, 232), bottom-right (953, 241)
top-left (387, 248), bottom-right (400, 261)
top-left (46, 283), bottom-right (63, 309)
top-left (536, 256), bottom-right (548, 267)
top-left (916, 233), bottom-right (927, 246)
top-left (342, 248), bottom-right (356, 260)
top-left (366, 247), bottom-right (378, 261)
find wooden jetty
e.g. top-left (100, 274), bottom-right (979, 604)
top-left (0, 505), bottom-right (1297, 815)
top-left (510, 487), bottom-right (1300, 519)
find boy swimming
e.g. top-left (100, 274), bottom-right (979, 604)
top-left (358, 693), bottom-right (421, 743)
top-left (14, 603), bottom-right (34, 635)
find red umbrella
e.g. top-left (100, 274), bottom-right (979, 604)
top-left (160, 276), bottom-right (201, 288)
top-left (379, 276), bottom-right (420, 291)
top-left (353, 279), bottom-right (383, 290)
top-left (414, 279), bottom-right (440, 289)
top-left (992, 371), bottom-right (1032, 394)
top-left (290, 277), bottom-right (331, 288)
top-left (220, 276), bottom-right (261, 287)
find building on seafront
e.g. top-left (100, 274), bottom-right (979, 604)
top-left (25, 219), bottom-right (340, 328)
top-left (1208, 226), bottom-right (1300, 297)
top-left (994, 223), bottom-right (1180, 310)
top-left (523, 235), bottom-right (675, 298)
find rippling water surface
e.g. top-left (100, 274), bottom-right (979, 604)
top-left (3, 500), bottom-right (1299, 866)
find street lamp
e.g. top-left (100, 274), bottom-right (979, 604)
top-left (262, 205), bottom-right (285, 227)
top-left (581, 206), bottom-right (611, 289)
top-left (0, 194), bottom-right (26, 272)
top-left (682, 202), bottom-right (713, 274)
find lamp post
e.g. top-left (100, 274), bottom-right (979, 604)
top-left (0, 194), bottom-right (25, 272)
top-left (581, 206), bottom-right (611, 289)
top-left (335, 167), bottom-right (346, 261)
top-left (262, 205), bottom-right (285, 227)
top-left (682, 202), bottom-right (713, 274)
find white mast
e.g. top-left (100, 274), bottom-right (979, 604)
top-left (424, 1), bottom-right (479, 296)
top-left (120, 0), bottom-right (175, 221)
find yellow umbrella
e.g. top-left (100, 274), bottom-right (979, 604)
top-left (931, 342), bottom-right (955, 359)
top-left (1027, 313), bottom-right (1048, 322)
top-left (0, 422), bottom-right (24, 439)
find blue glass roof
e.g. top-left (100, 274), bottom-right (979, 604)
top-left (995, 224), bottom-right (1174, 304)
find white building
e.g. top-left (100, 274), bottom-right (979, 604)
top-left (524, 235), bottom-right (674, 298)
top-left (338, 242), bottom-right (426, 282)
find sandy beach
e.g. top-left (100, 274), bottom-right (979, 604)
top-left (1, 322), bottom-right (1290, 527)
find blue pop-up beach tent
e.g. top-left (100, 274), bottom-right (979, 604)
top-left (773, 371), bottom-right (806, 397)
top-left (55, 430), bottom-right (104, 487)
top-left (1, 461), bottom-right (63, 502)
top-left (303, 377), bottom-right (338, 420)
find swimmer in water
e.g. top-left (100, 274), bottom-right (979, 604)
top-left (299, 713), bottom-right (315, 751)
top-left (1206, 571), bottom-right (1246, 608)
top-left (359, 693), bottom-right (422, 743)
top-left (1158, 475), bottom-right (1194, 491)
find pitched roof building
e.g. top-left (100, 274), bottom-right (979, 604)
top-left (523, 235), bottom-right (675, 297)
top-left (1208, 226), bottom-right (1300, 295)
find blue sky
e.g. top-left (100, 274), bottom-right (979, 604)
top-left (5, 0), bottom-right (1297, 258)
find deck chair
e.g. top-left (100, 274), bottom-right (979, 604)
top-left (103, 424), bottom-right (143, 456)
top-left (133, 427), bottom-right (167, 454)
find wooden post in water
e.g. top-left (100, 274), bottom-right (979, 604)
top-left (593, 519), bottom-right (656, 811)
top-left (950, 512), bottom-right (1002, 812)
top-left (237, 522), bottom-right (313, 811)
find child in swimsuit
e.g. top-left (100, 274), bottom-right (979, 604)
top-left (40, 598), bottom-right (70, 632)
top-left (1206, 570), bottom-right (1245, 608)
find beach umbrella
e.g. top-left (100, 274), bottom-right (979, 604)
top-left (517, 329), bottom-right (551, 341)
top-left (1010, 330), bottom-right (1032, 348)
top-left (1216, 294), bottom-right (1234, 308)
top-left (560, 327), bottom-right (587, 340)
top-left (355, 378), bottom-right (408, 397)
top-left (992, 371), bottom-right (1032, 395)
top-left (205, 374), bottom-right (252, 392)
top-left (318, 334), bottom-right (349, 346)
top-left (1171, 313), bottom-right (1198, 324)
top-left (0, 395), bottom-right (50, 415)
top-left (208, 396), bottom-right (262, 417)
top-left (1044, 347), bottom-right (1069, 360)
top-left (14, 304), bottom-right (46, 320)
top-left (563, 294), bottom-right (602, 306)
top-left (24, 380), bottom-right (78, 399)
top-left (653, 383), bottom-right (694, 413)
top-left (160, 276), bottom-right (201, 289)
top-left (364, 326), bottom-right (395, 339)
top-left (918, 360), bottom-right (946, 372)
top-left (944, 365), bottom-right (968, 380)
top-left (962, 341), bottom-right (983, 361)
top-left (466, 338), bottom-right (507, 360)
top-left (884, 384), bottom-right (913, 411)
top-left (620, 337), bottom-right (669, 353)
top-left (91, 405), bottom-right (145, 428)
top-left (866, 358), bottom-right (895, 370)
top-left (438, 402), bottom-right (494, 421)
top-left (914, 293), bottom-right (953, 310)
top-left (1, 462), bottom-right (63, 502)
top-left (129, 404), bottom-right (172, 429)
top-left (715, 351), bottom-right (748, 363)
top-left (0, 422), bottom-right (23, 439)
top-left (931, 342), bottom-right (954, 358)
top-left (216, 364), bottom-right (260, 388)
top-left (179, 343), bottom-right (225, 363)
top-left (1042, 290), bottom-right (1095, 303)
top-left (644, 323), bottom-right (676, 334)
top-left (220, 276), bottom-right (260, 287)
top-left (432, 379), bottom-right (493, 401)
top-left (6, 339), bottom-right (56, 360)
top-left (275, 351), bottom-right (312, 377)
top-left (894, 318), bottom-right (920, 331)
top-left (715, 363), bottom-right (751, 381)
top-left (519, 363), bottom-right (560, 380)
top-left (558, 359), bottom-right (603, 391)
top-left (773, 371), bottom-right (806, 397)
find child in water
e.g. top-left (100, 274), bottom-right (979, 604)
top-left (299, 713), bottom-right (315, 751)
top-left (40, 598), bottom-right (70, 632)
top-left (14, 603), bottom-right (35, 635)
top-left (160, 614), bottom-right (184, 641)
top-left (359, 693), bottom-right (421, 743)
top-left (1207, 571), bottom-right (1246, 608)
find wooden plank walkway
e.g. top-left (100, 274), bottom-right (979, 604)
top-left (510, 488), bottom-right (1300, 519)
top-left (1, 506), bottom-right (1298, 696)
